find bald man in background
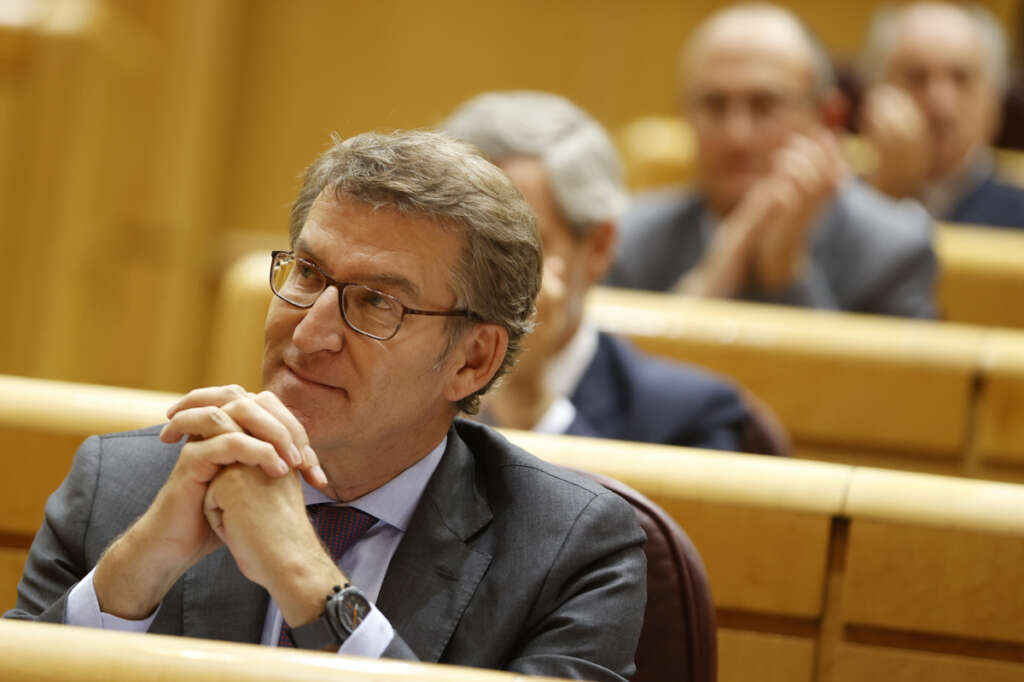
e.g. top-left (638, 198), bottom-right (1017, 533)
top-left (608, 3), bottom-right (937, 318)
top-left (859, 2), bottom-right (1024, 229)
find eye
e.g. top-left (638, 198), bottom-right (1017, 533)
top-left (297, 262), bottom-right (318, 279)
top-left (356, 287), bottom-right (397, 311)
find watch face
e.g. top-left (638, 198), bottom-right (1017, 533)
top-left (337, 589), bottom-right (371, 632)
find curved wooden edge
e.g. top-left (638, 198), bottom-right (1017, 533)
top-left (0, 619), bottom-right (563, 682)
top-left (586, 287), bottom-right (983, 366)
top-left (843, 466), bottom-right (1024, 536)
top-left (501, 429), bottom-right (852, 516)
top-left (507, 429), bottom-right (1024, 537)
top-left (936, 223), bottom-right (1024, 274)
top-left (0, 375), bottom-right (178, 435)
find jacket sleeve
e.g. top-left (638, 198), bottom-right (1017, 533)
top-left (506, 491), bottom-right (647, 681)
top-left (4, 435), bottom-right (103, 624)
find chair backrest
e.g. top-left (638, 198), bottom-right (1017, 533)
top-left (574, 468), bottom-right (717, 682)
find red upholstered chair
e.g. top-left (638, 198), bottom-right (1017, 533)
top-left (576, 469), bottom-right (717, 682)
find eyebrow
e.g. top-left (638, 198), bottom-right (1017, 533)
top-left (293, 237), bottom-right (421, 299)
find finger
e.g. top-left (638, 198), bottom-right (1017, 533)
top-left (251, 390), bottom-right (310, 452)
top-left (160, 405), bottom-right (243, 444)
top-left (220, 397), bottom-right (304, 468)
top-left (181, 432), bottom-right (291, 484)
top-left (203, 485), bottom-right (226, 542)
top-left (167, 384), bottom-right (249, 419)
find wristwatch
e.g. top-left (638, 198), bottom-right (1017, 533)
top-left (287, 583), bottom-right (371, 650)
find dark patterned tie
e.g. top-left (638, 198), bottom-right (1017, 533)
top-left (277, 504), bottom-right (378, 647)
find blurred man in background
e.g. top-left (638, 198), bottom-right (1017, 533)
top-left (860, 1), bottom-right (1024, 228)
top-left (608, 3), bottom-right (937, 318)
top-left (445, 91), bottom-right (786, 454)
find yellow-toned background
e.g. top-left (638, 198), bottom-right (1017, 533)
top-left (0, 0), bottom-right (1020, 393)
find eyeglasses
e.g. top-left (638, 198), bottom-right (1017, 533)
top-left (269, 250), bottom-right (478, 341)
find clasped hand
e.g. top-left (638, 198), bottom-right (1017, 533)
top-left (156, 385), bottom-right (329, 585)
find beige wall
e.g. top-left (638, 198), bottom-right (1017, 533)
top-left (0, 0), bottom-right (1020, 391)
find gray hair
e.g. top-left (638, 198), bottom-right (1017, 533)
top-left (441, 91), bottom-right (627, 237)
top-left (290, 130), bottom-right (542, 414)
top-left (680, 3), bottom-right (838, 103)
top-left (861, 2), bottom-right (1010, 94)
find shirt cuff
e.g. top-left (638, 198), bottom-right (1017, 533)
top-left (336, 604), bottom-right (394, 658)
top-left (66, 567), bottom-right (161, 632)
top-left (532, 396), bottom-right (577, 435)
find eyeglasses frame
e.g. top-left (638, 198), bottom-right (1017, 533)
top-left (269, 250), bottom-right (479, 341)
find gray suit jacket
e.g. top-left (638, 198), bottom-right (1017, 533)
top-left (6, 420), bottom-right (646, 681)
top-left (606, 181), bottom-right (937, 318)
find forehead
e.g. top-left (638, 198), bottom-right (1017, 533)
top-left (687, 14), bottom-right (816, 94)
top-left (497, 158), bottom-right (570, 241)
top-left (889, 7), bottom-right (985, 69)
top-left (296, 189), bottom-right (463, 301)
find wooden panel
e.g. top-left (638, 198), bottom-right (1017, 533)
top-left (831, 642), bottom-right (1024, 682)
top-left (205, 251), bottom-right (273, 390)
top-left (670, 500), bottom-right (832, 617)
top-left (0, 428), bottom-right (81, 536)
top-left (841, 520), bottom-right (1024, 643)
top-left (587, 287), bottom-right (981, 456)
top-left (936, 225), bottom-right (1024, 331)
top-left (505, 431), bottom-right (845, 617)
top-left (0, 548), bottom-right (28, 615)
top-left (718, 629), bottom-right (816, 682)
top-left (0, 375), bottom-right (178, 535)
top-left (0, 619), bottom-right (569, 682)
top-left (974, 330), bottom-right (1024, 465)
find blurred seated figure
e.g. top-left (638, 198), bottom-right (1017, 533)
top-left (444, 91), bottom-right (786, 454)
top-left (607, 3), bottom-right (937, 318)
top-left (860, 2), bottom-right (1024, 229)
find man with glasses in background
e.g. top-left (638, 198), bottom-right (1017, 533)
top-left (607, 3), bottom-right (937, 318)
top-left (7, 131), bottom-right (646, 681)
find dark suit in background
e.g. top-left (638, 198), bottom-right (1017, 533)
top-left (948, 172), bottom-right (1024, 229)
top-left (607, 181), bottom-right (937, 319)
top-left (7, 420), bottom-right (646, 681)
top-left (567, 332), bottom-right (751, 452)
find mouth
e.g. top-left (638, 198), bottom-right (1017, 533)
top-left (283, 361), bottom-right (344, 392)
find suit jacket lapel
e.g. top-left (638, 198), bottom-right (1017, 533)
top-left (182, 546), bottom-right (269, 643)
top-left (376, 425), bottom-right (493, 662)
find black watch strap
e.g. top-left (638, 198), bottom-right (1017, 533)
top-left (287, 584), bottom-right (370, 650)
top-left (287, 613), bottom-right (339, 650)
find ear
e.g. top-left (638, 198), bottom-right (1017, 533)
top-left (443, 323), bottom-right (509, 403)
top-left (585, 220), bottom-right (619, 284)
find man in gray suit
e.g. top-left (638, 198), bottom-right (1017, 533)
top-left (607, 4), bottom-right (937, 318)
top-left (6, 131), bottom-right (646, 680)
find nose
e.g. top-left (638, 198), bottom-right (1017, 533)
top-left (922, 75), bottom-right (959, 120)
top-left (721, 105), bottom-right (756, 146)
top-left (292, 286), bottom-right (345, 354)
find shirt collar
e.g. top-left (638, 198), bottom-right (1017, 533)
top-left (544, 320), bottom-right (599, 398)
top-left (300, 435), bottom-right (447, 532)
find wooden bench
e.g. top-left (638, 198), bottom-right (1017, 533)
top-left (586, 286), bottom-right (991, 477)
top-left (0, 375), bottom-right (177, 614)
top-left (507, 430), bottom-right (846, 682)
top-left (936, 223), bottom-right (1024, 331)
top-left (0, 619), bottom-right (566, 681)
top-left (509, 430), bottom-right (1024, 682)
top-left (5, 376), bottom-right (1024, 680)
